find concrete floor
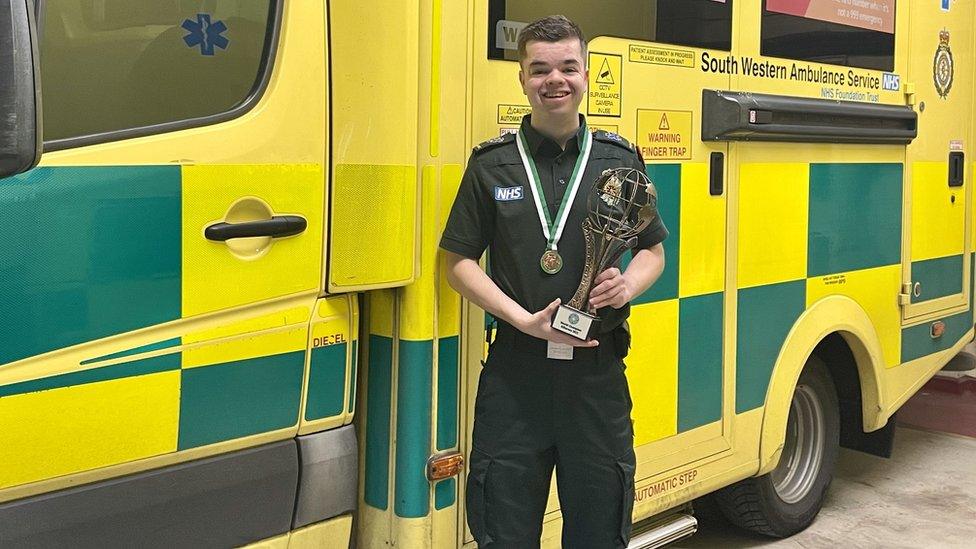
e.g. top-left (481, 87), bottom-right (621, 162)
top-left (673, 426), bottom-right (976, 549)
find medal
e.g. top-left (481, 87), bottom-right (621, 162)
top-left (540, 249), bottom-right (563, 274)
top-left (516, 124), bottom-right (593, 275)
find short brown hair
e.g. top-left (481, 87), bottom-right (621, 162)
top-left (516, 15), bottom-right (586, 63)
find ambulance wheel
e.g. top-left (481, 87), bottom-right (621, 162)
top-left (713, 356), bottom-right (840, 537)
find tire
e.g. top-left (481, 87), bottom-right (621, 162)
top-left (713, 355), bottom-right (840, 537)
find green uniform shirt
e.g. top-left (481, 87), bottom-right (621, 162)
top-left (440, 115), bottom-right (668, 333)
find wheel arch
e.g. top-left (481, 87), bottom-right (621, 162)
top-left (756, 295), bottom-right (888, 475)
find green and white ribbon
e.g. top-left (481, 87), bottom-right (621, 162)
top-left (515, 125), bottom-right (593, 254)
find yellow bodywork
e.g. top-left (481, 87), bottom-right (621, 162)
top-left (241, 514), bottom-right (353, 549)
top-left (0, 0), bottom-right (332, 504)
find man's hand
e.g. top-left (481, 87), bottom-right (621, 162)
top-left (442, 252), bottom-right (597, 347)
top-left (514, 298), bottom-right (599, 347)
top-left (588, 244), bottom-right (665, 310)
top-left (588, 267), bottom-right (634, 309)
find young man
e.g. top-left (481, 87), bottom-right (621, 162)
top-left (439, 15), bottom-right (667, 548)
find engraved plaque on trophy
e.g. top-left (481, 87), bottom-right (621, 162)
top-left (551, 167), bottom-right (658, 340)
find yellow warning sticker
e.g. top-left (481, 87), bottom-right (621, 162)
top-left (629, 44), bottom-right (695, 69)
top-left (588, 53), bottom-right (622, 117)
top-left (497, 104), bottom-right (532, 125)
top-left (637, 109), bottom-right (692, 160)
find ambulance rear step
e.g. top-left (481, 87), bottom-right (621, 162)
top-left (627, 512), bottom-right (697, 549)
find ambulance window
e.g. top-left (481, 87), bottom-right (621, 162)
top-left (761, 0), bottom-right (895, 72)
top-left (488, 0), bottom-right (733, 61)
top-left (38, 1), bottom-right (278, 145)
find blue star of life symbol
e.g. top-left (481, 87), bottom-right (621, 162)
top-left (182, 14), bottom-right (229, 56)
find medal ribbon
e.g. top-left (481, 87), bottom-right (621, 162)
top-left (515, 125), bottom-right (592, 253)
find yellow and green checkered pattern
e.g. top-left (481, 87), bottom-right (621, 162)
top-left (626, 163), bottom-right (726, 446)
top-left (626, 161), bottom-right (970, 446)
top-left (0, 331), bottom-right (307, 490)
top-left (0, 163), bottom-right (330, 492)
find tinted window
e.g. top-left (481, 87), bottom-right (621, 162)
top-left (761, 0), bottom-right (896, 71)
top-left (39, 1), bottom-right (276, 142)
top-left (488, 0), bottom-right (733, 61)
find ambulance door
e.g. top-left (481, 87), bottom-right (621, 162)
top-left (902, 0), bottom-right (973, 323)
top-left (466, 1), bottom-right (732, 541)
top-left (0, 0), bottom-right (327, 529)
top-left (725, 0), bottom-right (910, 416)
top-left (584, 9), bottom-right (735, 488)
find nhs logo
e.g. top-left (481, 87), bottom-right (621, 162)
top-left (882, 73), bottom-right (901, 91)
top-left (494, 186), bottom-right (523, 201)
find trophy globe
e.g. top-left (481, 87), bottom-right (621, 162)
top-left (551, 167), bottom-right (658, 340)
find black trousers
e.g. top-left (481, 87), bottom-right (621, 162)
top-left (466, 326), bottom-right (636, 549)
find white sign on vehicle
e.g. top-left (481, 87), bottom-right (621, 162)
top-left (882, 73), bottom-right (901, 91)
top-left (496, 20), bottom-right (527, 50)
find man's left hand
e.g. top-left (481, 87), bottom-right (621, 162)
top-left (588, 267), bottom-right (634, 310)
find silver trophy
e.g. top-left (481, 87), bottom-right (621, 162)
top-left (551, 167), bottom-right (658, 340)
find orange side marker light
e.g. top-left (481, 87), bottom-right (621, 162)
top-left (427, 452), bottom-right (465, 481)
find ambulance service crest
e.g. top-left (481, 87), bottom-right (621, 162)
top-left (934, 29), bottom-right (954, 99)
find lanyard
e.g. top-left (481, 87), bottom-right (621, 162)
top-left (515, 125), bottom-right (592, 254)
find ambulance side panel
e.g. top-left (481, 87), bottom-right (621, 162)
top-left (0, 2), bottom-right (355, 545)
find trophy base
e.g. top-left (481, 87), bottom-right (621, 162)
top-left (551, 305), bottom-right (600, 341)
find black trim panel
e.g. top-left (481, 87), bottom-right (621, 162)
top-left (702, 89), bottom-right (917, 144)
top-left (293, 425), bottom-right (358, 529)
top-left (0, 441), bottom-right (298, 548)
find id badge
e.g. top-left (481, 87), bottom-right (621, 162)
top-left (547, 341), bottom-right (574, 360)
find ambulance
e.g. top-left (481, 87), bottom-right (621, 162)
top-left (0, 0), bottom-right (971, 547)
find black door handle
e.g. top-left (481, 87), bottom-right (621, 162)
top-left (949, 151), bottom-right (965, 187)
top-left (205, 215), bottom-right (307, 242)
top-left (710, 151), bottom-right (724, 196)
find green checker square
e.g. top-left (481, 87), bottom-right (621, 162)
top-left (902, 309), bottom-right (972, 363)
top-left (678, 292), bottom-right (724, 431)
top-left (395, 340), bottom-right (433, 518)
top-left (347, 340), bottom-right (359, 414)
top-left (628, 163), bottom-right (680, 304)
top-left (0, 166), bottom-right (182, 365)
top-left (736, 280), bottom-right (805, 413)
top-left (305, 343), bottom-right (347, 421)
top-left (364, 335), bottom-right (393, 510)
top-left (178, 351), bottom-right (305, 450)
top-left (435, 478), bottom-right (457, 510)
top-left (911, 254), bottom-right (964, 303)
top-left (437, 336), bottom-right (460, 450)
top-left (808, 163), bottom-right (902, 277)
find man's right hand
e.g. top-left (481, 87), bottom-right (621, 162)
top-left (514, 298), bottom-right (599, 348)
top-left (442, 252), bottom-right (597, 348)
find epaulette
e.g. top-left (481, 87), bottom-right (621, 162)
top-left (592, 129), bottom-right (636, 152)
top-left (472, 132), bottom-right (515, 154)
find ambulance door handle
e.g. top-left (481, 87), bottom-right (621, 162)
top-left (204, 215), bottom-right (307, 241)
top-left (949, 151), bottom-right (964, 187)
top-left (709, 152), bottom-right (724, 196)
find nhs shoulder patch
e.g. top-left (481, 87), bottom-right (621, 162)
top-left (494, 185), bottom-right (524, 201)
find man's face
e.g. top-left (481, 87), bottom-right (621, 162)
top-left (519, 38), bottom-right (588, 118)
